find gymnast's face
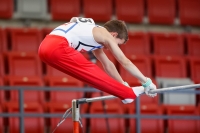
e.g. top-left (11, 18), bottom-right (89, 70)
top-left (110, 32), bottom-right (125, 46)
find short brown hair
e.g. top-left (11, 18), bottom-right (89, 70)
top-left (103, 20), bottom-right (128, 43)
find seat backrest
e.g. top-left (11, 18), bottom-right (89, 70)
top-left (48, 77), bottom-right (84, 87)
top-left (178, 0), bottom-right (200, 26)
top-left (0, 78), bottom-right (5, 104)
top-left (50, 0), bottom-right (80, 21)
top-left (154, 56), bottom-right (187, 78)
top-left (0, 0), bottom-right (13, 19)
top-left (189, 57), bottom-right (200, 83)
top-left (0, 28), bottom-right (7, 52)
top-left (46, 65), bottom-right (84, 87)
top-left (186, 33), bottom-right (200, 57)
top-left (119, 55), bottom-right (152, 80)
top-left (167, 105), bottom-right (200, 133)
top-left (0, 78), bottom-right (3, 86)
top-left (8, 103), bottom-right (44, 133)
top-left (46, 65), bottom-right (67, 77)
top-left (8, 52), bottom-right (42, 76)
top-left (147, 0), bottom-right (176, 24)
top-left (0, 55), bottom-right (5, 77)
top-left (121, 32), bottom-right (151, 56)
top-left (90, 102), bottom-right (125, 133)
top-left (152, 33), bottom-right (184, 56)
top-left (129, 104), bottom-right (164, 133)
top-left (9, 28), bottom-right (42, 52)
top-left (83, 0), bottom-right (113, 22)
top-left (115, 0), bottom-right (144, 23)
top-left (8, 77), bottom-right (44, 103)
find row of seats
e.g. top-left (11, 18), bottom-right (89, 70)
top-left (93, 54), bottom-right (200, 83)
top-left (0, 53), bottom-right (200, 84)
top-left (0, 27), bottom-right (200, 56)
top-left (0, 0), bottom-right (200, 26)
top-left (0, 101), bottom-right (200, 133)
top-left (1, 52), bottom-right (199, 105)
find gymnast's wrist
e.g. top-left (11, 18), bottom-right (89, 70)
top-left (141, 77), bottom-right (152, 88)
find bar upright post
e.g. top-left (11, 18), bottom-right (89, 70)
top-left (72, 99), bottom-right (80, 133)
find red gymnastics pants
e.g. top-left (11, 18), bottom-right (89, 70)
top-left (38, 35), bottom-right (137, 102)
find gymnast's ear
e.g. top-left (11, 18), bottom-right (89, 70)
top-left (110, 32), bottom-right (118, 38)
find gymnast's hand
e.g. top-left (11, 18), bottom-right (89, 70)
top-left (142, 78), bottom-right (157, 97)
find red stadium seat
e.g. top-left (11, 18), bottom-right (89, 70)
top-left (7, 52), bottom-right (42, 77)
top-left (8, 28), bottom-right (42, 52)
top-left (188, 57), bottom-right (200, 105)
top-left (154, 56), bottom-right (187, 78)
top-left (44, 65), bottom-right (84, 107)
top-left (0, 78), bottom-right (3, 86)
top-left (0, 54), bottom-right (5, 77)
top-left (49, 104), bottom-right (86, 133)
top-left (7, 103), bottom-right (44, 133)
top-left (188, 57), bottom-right (200, 83)
top-left (0, 0), bottom-right (13, 19)
top-left (147, 0), bottom-right (176, 25)
top-left (47, 77), bottom-right (84, 87)
top-left (0, 78), bottom-right (5, 104)
top-left (185, 33), bottom-right (200, 57)
top-left (8, 76), bottom-right (44, 104)
top-left (83, 0), bottom-right (113, 22)
top-left (129, 104), bottom-right (164, 133)
top-left (0, 28), bottom-right (7, 52)
top-left (120, 32), bottom-right (151, 56)
top-left (0, 54), bottom-right (5, 103)
top-left (50, 0), bottom-right (80, 21)
top-left (46, 65), bottom-right (68, 77)
top-left (90, 102), bottom-right (125, 133)
top-left (0, 55), bottom-right (6, 104)
top-left (152, 33), bottom-right (184, 56)
top-left (45, 65), bottom-right (84, 87)
top-left (166, 105), bottom-right (200, 133)
top-left (178, 0), bottom-right (200, 26)
top-left (115, 0), bottom-right (144, 23)
top-left (119, 55), bottom-right (152, 85)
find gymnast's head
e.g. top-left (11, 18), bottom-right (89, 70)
top-left (103, 20), bottom-right (129, 45)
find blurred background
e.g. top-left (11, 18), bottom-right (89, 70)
top-left (0, 0), bottom-right (200, 133)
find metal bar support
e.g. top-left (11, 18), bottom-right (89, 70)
top-left (19, 89), bottom-right (24, 133)
top-left (72, 99), bottom-right (80, 133)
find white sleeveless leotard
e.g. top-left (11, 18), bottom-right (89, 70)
top-left (49, 17), bottom-right (103, 52)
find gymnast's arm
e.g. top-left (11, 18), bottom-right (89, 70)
top-left (93, 27), bottom-right (147, 84)
top-left (92, 48), bottom-right (124, 84)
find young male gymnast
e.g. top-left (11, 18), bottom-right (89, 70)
top-left (38, 17), bottom-right (157, 104)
